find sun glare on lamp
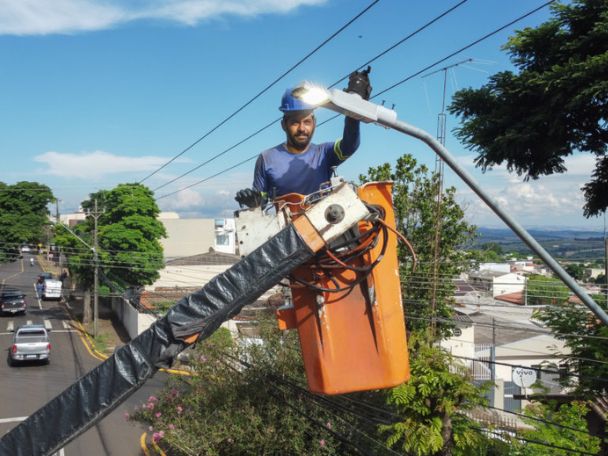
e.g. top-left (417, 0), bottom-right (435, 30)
top-left (292, 83), bottom-right (330, 107)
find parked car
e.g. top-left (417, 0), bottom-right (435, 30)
top-left (9, 324), bottom-right (51, 366)
top-left (0, 288), bottom-right (26, 315)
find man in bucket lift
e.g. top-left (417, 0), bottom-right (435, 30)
top-left (235, 67), bottom-right (372, 208)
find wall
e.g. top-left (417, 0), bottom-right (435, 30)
top-left (111, 296), bottom-right (157, 339)
top-left (160, 218), bottom-right (216, 259)
top-left (440, 325), bottom-right (475, 359)
top-left (147, 264), bottom-right (232, 289)
top-left (492, 273), bottom-right (526, 297)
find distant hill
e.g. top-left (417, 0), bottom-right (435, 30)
top-left (473, 227), bottom-right (606, 260)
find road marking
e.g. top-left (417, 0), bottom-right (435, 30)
top-left (0, 417), bottom-right (65, 455)
top-left (44, 319), bottom-right (52, 331)
top-left (7, 321), bottom-right (14, 332)
top-left (0, 416), bottom-right (28, 424)
top-left (62, 321), bottom-right (70, 329)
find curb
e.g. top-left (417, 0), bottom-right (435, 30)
top-left (61, 301), bottom-right (192, 375)
top-left (140, 432), bottom-right (167, 456)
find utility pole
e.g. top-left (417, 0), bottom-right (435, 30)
top-left (491, 317), bottom-right (496, 406)
top-left (55, 199), bottom-right (61, 268)
top-left (604, 236), bottom-right (607, 302)
top-left (87, 199), bottom-right (103, 338)
top-left (604, 212), bottom-right (607, 303)
top-left (422, 58), bottom-right (472, 333)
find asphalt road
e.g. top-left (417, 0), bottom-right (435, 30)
top-left (0, 255), bottom-right (167, 455)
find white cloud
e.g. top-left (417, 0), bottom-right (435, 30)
top-left (159, 187), bottom-right (204, 210)
top-left (0, 0), bottom-right (327, 35)
top-left (0, 0), bottom-right (125, 35)
top-left (457, 165), bottom-right (592, 227)
top-left (34, 150), bottom-right (171, 178)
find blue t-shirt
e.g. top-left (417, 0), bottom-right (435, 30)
top-left (253, 118), bottom-right (360, 197)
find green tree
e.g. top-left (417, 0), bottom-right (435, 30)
top-left (534, 293), bottom-right (608, 396)
top-left (0, 181), bottom-right (54, 261)
top-left (56, 183), bottom-right (166, 288)
top-left (468, 242), bottom-right (504, 264)
top-left (448, 0), bottom-right (608, 217)
top-left (129, 321), bottom-right (355, 455)
top-left (564, 263), bottom-right (585, 281)
top-left (510, 401), bottom-right (601, 455)
top-left (380, 333), bottom-right (489, 456)
top-left (359, 154), bottom-right (477, 335)
top-left (525, 274), bottom-right (570, 305)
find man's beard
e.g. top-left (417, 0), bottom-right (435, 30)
top-left (288, 130), bottom-right (313, 151)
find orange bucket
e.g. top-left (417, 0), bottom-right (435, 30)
top-left (277, 182), bottom-right (410, 394)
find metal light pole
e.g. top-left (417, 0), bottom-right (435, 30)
top-left (294, 84), bottom-right (608, 326)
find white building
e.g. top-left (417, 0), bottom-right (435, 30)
top-left (479, 263), bottom-right (511, 274)
top-left (469, 270), bottom-right (527, 297)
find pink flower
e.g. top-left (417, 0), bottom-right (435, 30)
top-left (152, 431), bottom-right (165, 443)
top-left (148, 395), bottom-right (158, 402)
top-left (155, 412), bottom-right (162, 419)
top-left (176, 405), bottom-right (183, 415)
top-left (147, 402), bottom-right (155, 410)
top-left (123, 412), bottom-right (130, 420)
top-left (168, 424), bottom-right (175, 431)
top-left (326, 421), bottom-right (332, 429)
top-left (319, 439), bottom-right (326, 447)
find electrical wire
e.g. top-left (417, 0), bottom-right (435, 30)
top-left (481, 404), bottom-right (608, 442)
top-left (221, 335), bottom-right (603, 454)
top-left (468, 426), bottom-right (599, 456)
top-left (140, 0), bottom-right (382, 185)
top-left (151, 0), bottom-right (471, 193)
top-left (452, 355), bottom-right (608, 385)
top-left (154, 0), bottom-right (556, 200)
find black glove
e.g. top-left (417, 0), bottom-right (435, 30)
top-left (235, 188), bottom-right (262, 208)
top-left (345, 66), bottom-right (372, 100)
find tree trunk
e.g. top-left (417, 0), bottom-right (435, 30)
top-left (440, 412), bottom-right (453, 456)
top-left (83, 290), bottom-right (91, 325)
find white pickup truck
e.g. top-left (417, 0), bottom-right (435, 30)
top-left (9, 324), bottom-right (51, 366)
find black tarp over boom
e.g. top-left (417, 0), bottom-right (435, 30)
top-left (0, 225), bottom-right (315, 456)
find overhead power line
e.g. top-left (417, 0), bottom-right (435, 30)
top-left (139, 0), bottom-right (382, 184)
top-left (155, 0), bottom-right (555, 200)
top-left (452, 355), bottom-right (608, 384)
top-left (482, 405), bottom-right (608, 442)
top-left (469, 426), bottom-right (598, 456)
top-left (153, 0), bottom-right (471, 193)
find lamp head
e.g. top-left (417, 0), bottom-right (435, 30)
top-left (291, 83), bottom-right (330, 108)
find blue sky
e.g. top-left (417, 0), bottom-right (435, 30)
top-left (0, 0), bottom-right (603, 230)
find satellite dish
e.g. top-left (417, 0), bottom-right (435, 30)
top-left (512, 367), bottom-right (537, 388)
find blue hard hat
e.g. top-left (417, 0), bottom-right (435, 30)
top-left (279, 87), bottom-right (315, 113)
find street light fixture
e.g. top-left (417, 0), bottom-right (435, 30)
top-left (292, 81), bottom-right (608, 326)
top-left (293, 82), bottom-right (397, 124)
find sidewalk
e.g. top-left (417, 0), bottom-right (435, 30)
top-left (66, 294), bottom-right (131, 355)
